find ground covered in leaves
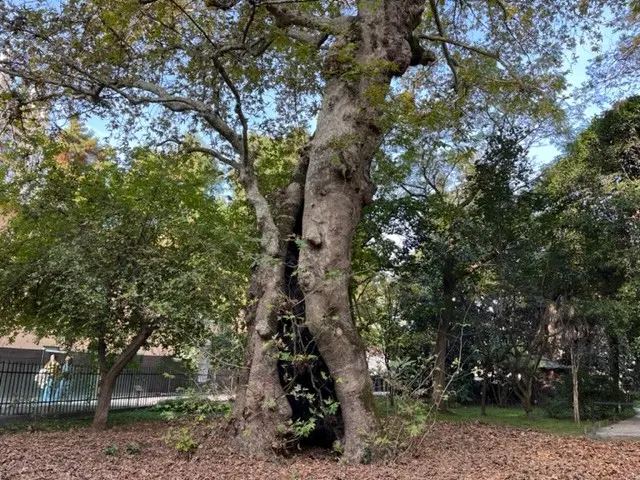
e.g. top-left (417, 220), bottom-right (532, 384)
top-left (2, 420), bottom-right (640, 479)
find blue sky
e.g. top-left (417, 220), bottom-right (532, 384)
top-left (85, 29), bottom-right (620, 171)
top-left (529, 25), bottom-right (623, 168)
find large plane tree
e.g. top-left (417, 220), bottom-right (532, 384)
top-left (0, 0), bottom-right (625, 461)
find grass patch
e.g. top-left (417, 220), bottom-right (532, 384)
top-left (439, 405), bottom-right (586, 436)
top-left (0, 407), bottom-right (166, 435)
top-left (0, 399), bottom-right (232, 436)
top-left (375, 397), bottom-right (590, 436)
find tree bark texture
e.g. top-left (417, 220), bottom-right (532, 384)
top-left (231, 165), bottom-right (306, 455)
top-left (234, 1), bottom-right (430, 462)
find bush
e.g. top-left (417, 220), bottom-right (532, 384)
top-left (103, 444), bottom-right (119, 456)
top-left (372, 398), bottom-right (436, 458)
top-left (152, 393), bottom-right (231, 421)
top-left (541, 372), bottom-right (632, 420)
top-left (164, 427), bottom-right (199, 458)
top-left (124, 442), bottom-right (141, 455)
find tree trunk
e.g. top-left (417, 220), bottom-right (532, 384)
top-left (235, 1), bottom-right (433, 462)
top-left (570, 343), bottom-right (580, 424)
top-left (522, 393), bottom-right (532, 418)
top-left (512, 375), bottom-right (534, 418)
top-left (433, 252), bottom-right (455, 412)
top-left (297, 4), bottom-right (430, 458)
top-left (93, 369), bottom-right (118, 430)
top-left (231, 166), bottom-right (305, 455)
top-left (608, 333), bottom-right (621, 397)
top-left (92, 326), bottom-right (153, 430)
top-left (480, 367), bottom-right (489, 416)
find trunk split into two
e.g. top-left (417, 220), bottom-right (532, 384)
top-left (232, 2), bottom-right (431, 462)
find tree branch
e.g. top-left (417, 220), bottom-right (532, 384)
top-left (209, 56), bottom-right (250, 168)
top-left (156, 137), bottom-right (240, 170)
top-left (428, 0), bottom-right (459, 92)
top-left (419, 34), bottom-right (527, 90)
top-left (287, 28), bottom-right (330, 47)
top-left (107, 324), bottom-right (155, 378)
top-left (114, 80), bottom-right (245, 153)
top-left (265, 3), bottom-right (353, 38)
top-left (0, 61), bottom-right (246, 155)
top-left (204, 0), bottom-right (242, 9)
top-left (409, 34), bottom-right (438, 67)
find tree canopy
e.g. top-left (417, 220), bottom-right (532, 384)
top-left (0, 123), bottom-right (253, 426)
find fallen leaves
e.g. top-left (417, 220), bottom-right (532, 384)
top-left (1, 420), bottom-right (640, 479)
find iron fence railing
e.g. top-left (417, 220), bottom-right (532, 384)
top-left (0, 360), bottom-right (390, 417)
top-left (0, 361), bottom-right (192, 417)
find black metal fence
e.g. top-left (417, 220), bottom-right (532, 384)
top-left (0, 361), bottom-right (192, 417)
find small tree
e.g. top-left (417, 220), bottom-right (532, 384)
top-left (0, 130), bottom-right (252, 428)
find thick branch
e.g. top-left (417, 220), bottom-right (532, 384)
top-left (0, 62), bottom-right (245, 155)
top-left (204, 0), bottom-right (241, 9)
top-left (108, 324), bottom-right (155, 377)
top-left (287, 28), bottom-right (330, 47)
top-left (116, 80), bottom-right (245, 153)
top-left (409, 35), bottom-right (438, 67)
top-left (266, 3), bottom-right (353, 37)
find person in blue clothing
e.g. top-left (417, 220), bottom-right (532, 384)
top-left (54, 356), bottom-right (73, 401)
top-left (40, 354), bottom-right (61, 402)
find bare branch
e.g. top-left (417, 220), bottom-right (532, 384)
top-left (428, 0), bottom-right (459, 92)
top-left (209, 56), bottom-right (250, 168)
top-left (185, 146), bottom-right (239, 169)
top-left (0, 64), bottom-right (244, 155)
top-left (114, 80), bottom-right (244, 153)
top-left (419, 33), bottom-right (528, 90)
top-left (420, 34), bottom-right (499, 61)
top-left (157, 137), bottom-right (240, 169)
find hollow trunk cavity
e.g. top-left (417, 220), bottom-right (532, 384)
top-left (234, 1), bottom-right (431, 462)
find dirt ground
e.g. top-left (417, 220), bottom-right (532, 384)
top-left (2, 420), bottom-right (640, 480)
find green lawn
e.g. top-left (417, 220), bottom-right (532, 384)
top-left (438, 405), bottom-right (586, 436)
top-left (0, 408), bottom-right (166, 435)
top-left (375, 397), bottom-right (594, 436)
top-left (0, 401), bottom-right (629, 438)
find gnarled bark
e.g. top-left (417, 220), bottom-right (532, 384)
top-left (235, 1), bottom-right (433, 462)
top-left (296, 1), bottom-right (430, 461)
top-left (232, 160), bottom-right (307, 455)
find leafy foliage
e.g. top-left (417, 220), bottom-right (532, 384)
top-left (164, 427), bottom-right (199, 458)
top-left (152, 396), bottom-right (231, 422)
top-left (0, 127), bottom-right (254, 363)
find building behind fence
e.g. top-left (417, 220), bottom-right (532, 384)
top-left (0, 361), bottom-right (199, 417)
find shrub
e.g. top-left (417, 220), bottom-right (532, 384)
top-left (541, 372), bottom-right (632, 420)
top-left (124, 442), bottom-right (141, 455)
top-left (103, 444), bottom-right (119, 456)
top-left (164, 427), bottom-right (199, 458)
top-left (372, 397), bottom-right (436, 459)
top-left (152, 393), bottom-right (231, 421)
